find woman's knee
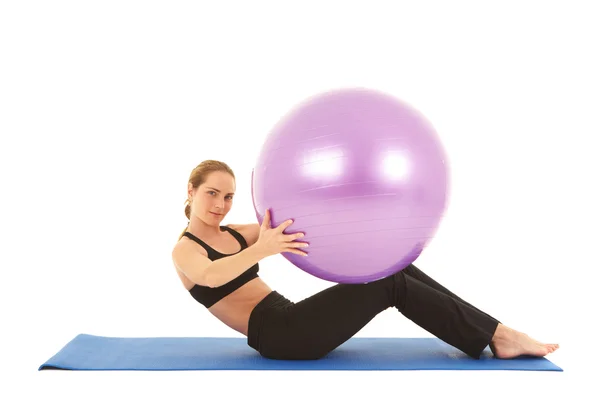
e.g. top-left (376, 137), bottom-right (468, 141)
top-left (389, 269), bottom-right (409, 310)
top-left (358, 271), bottom-right (407, 309)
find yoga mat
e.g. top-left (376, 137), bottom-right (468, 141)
top-left (39, 334), bottom-right (562, 371)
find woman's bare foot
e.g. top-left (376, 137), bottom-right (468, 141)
top-left (489, 324), bottom-right (559, 359)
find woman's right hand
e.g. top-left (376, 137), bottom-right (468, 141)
top-left (256, 209), bottom-right (309, 257)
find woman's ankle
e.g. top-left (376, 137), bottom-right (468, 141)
top-left (491, 323), bottom-right (511, 342)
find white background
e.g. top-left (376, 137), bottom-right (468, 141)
top-left (2, 1), bottom-right (598, 399)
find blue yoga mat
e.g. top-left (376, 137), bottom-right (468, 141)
top-left (39, 334), bottom-right (562, 371)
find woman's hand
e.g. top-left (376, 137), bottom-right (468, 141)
top-left (255, 209), bottom-right (309, 257)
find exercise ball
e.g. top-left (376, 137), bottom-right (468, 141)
top-left (251, 87), bottom-right (450, 284)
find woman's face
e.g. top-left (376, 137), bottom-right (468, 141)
top-left (188, 171), bottom-right (236, 225)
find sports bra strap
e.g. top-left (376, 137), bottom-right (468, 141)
top-left (220, 226), bottom-right (248, 248)
top-left (182, 226), bottom-right (247, 256)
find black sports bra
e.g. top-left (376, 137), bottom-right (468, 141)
top-left (182, 226), bottom-right (259, 308)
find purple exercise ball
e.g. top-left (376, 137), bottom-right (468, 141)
top-left (251, 87), bottom-right (450, 284)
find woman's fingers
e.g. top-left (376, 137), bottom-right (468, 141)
top-left (276, 219), bottom-right (294, 232)
top-left (283, 232), bottom-right (304, 241)
top-left (261, 209), bottom-right (271, 229)
top-left (287, 241), bottom-right (309, 248)
top-left (285, 248), bottom-right (308, 256)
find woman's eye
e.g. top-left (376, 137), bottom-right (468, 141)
top-left (207, 191), bottom-right (232, 200)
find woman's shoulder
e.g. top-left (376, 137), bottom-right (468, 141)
top-left (173, 234), bottom-right (209, 257)
top-left (225, 223), bottom-right (260, 247)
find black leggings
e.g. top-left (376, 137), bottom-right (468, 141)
top-left (247, 263), bottom-right (500, 360)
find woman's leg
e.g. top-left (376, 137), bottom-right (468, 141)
top-left (253, 270), bottom-right (499, 360)
top-left (250, 278), bottom-right (393, 360)
top-left (402, 263), bottom-right (501, 323)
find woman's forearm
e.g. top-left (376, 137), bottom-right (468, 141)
top-left (205, 244), bottom-right (268, 287)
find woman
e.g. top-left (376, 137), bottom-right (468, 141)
top-left (171, 160), bottom-right (559, 360)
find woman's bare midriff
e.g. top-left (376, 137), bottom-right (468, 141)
top-left (204, 278), bottom-right (273, 335)
top-left (174, 232), bottom-right (274, 336)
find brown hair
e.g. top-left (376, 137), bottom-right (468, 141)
top-left (178, 160), bottom-right (235, 240)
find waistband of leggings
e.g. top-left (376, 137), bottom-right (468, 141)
top-left (247, 290), bottom-right (288, 351)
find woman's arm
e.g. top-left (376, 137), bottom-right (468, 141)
top-left (172, 240), bottom-right (268, 288)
